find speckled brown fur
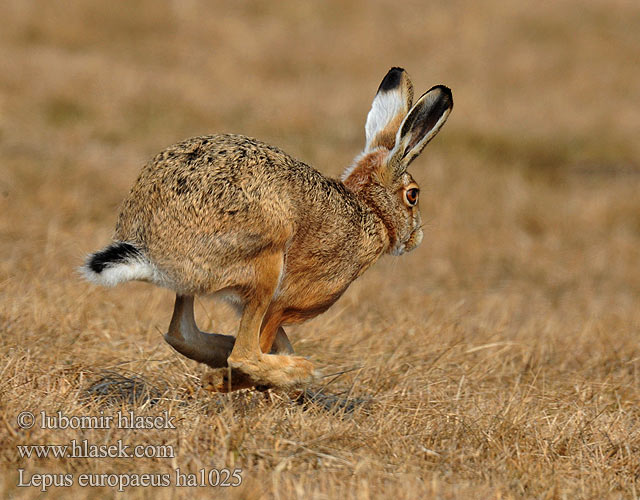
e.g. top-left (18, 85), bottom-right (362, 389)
top-left (84, 68), bottom-right (453, 391)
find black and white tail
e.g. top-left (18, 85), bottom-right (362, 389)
top-left (81, 242), bottom-right (155, 287)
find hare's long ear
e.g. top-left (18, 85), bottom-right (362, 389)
top-left (391, 85), bottom-right (453, 172)
top-left (364, 67), bottom-right (414, 153)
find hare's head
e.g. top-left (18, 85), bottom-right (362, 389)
top-left (342, 68), bottom-right (453, 255)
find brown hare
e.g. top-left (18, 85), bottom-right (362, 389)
top-left (82, 67), bottom-right (453, 392)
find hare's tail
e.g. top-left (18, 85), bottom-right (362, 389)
top-left (81, 242), bottom-right (155, 287)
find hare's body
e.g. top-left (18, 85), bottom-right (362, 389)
top-left (83, 68), bottom-right (452, 392)
top-left (115, 134), bottom-right (387, 321)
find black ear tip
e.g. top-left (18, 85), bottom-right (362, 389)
top-left (378, 67), bottom-right (406, 92)
top-left (429, 85), bottom-right (453, 106)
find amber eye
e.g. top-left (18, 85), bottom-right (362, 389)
top-left (404, 187), bottom-right (419, 206)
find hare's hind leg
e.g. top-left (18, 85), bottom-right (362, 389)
top-left (164, 295), bottom-right (236, 368)
top-left (165, 295), bottom-right (294, 363)
top-left (165, 295), bottom-right (258, 392)
top-left (212, 252), bottom-right (315, 391)
top-left (165, 294), bottom-right (297, 392)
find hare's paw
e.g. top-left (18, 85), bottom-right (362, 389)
top-left (201, 367), bottom-right (256, 393)
top-left (262, 354), bottom-right (318, 386)
top-left (228, 354), bottom-right (318, 389)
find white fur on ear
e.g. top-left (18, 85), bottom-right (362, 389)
top-left (365, 90), bottom-right (406, 153)
top-left (364, 67), bottom-right (412, 153)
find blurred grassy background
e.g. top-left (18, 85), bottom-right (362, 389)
top-left (1, 1), bottom-right (639, 499)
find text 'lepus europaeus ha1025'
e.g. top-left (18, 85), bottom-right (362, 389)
top-left (82, 67), bottom-right (453, 392)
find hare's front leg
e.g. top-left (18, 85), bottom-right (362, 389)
top-left (204, 324), bottom-right (299, 393)
top-left (218, 252), bottom-right (315, 391)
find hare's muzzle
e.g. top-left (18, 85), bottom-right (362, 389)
top-left (405, 226), bottom-right (424, 252)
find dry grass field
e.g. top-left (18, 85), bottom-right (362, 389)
top-left (1, 0), bottom-right (639, 498)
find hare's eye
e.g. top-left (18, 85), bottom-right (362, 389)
top-left (404, 187), bottom-right (419, 207)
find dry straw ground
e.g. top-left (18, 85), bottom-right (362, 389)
top-left (1, 0), bottom-right (639, 498)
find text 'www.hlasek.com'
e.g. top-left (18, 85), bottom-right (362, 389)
top-left (15, 410), bottom-right (243, 492)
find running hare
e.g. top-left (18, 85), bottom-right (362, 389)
top-left (82, 67), bottom-right (453, 392)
